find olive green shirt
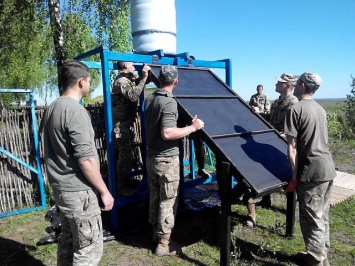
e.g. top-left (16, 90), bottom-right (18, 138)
top-left (144, 89), bottom-right (179, 157)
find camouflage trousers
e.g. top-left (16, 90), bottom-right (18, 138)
top-left (147, 155), bottom-right (180, 235)
top-left (53, 188), bottom-right (103, 266)
top-left (190, 133), bottom-right (206, 169)
top-left (115, 135), bottom-right (133, 188)
top-left (296, 180), bottom-right (333, 262)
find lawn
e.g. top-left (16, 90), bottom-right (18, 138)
top-left (1, 99), bottom-right (354, 265)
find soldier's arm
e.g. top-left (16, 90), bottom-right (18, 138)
top-left (126, 65), bottom-right (151, 102)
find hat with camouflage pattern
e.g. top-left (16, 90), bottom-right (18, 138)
top-left (299, 72), bottom-right (322, 90)
top-left (276, 73), bottom-right (298, 85)
top-left (159, 65), bottom-right (178, 82)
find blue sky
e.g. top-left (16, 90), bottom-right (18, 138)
top-left (44, 0), bottom-right (354, 104)
top-left (175, 0), bottom-right (355, 101)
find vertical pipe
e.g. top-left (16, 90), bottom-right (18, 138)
top-left (100, 48), bottom-right (118, 230)
top-left (131, 0), bottom-right (177, 54)
top-left (218, 161), bottom-right (231, 266)
top-left (286, 191), bottom-right (296, 237)
top-left (30, 91), bottom-right (46, 208)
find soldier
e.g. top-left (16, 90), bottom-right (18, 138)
top-left (43, 60), bottom-right (114, 265)
top-left (284, 73), bottom-right (335, 266)
top-left (144, 65), bottom-right (204, 256)
top-left (249, 84), bottom-right (271, 119)
top-left (257, 73), bottom-right (298, 209)
top-left (111, 61), bottom-right (151, 197)
top-left (188, 55), bottom-right (210, 179)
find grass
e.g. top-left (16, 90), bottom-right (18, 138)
top-left (1, 194), bottom-right (355, 265)
top-left (1, 99), bottom-right (355, 265)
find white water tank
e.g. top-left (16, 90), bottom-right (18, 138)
top-left (131, 0), bottom-right (177, 54)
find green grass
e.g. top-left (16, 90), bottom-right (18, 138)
top-left (1, 195), bottom-right (355, 265)
top-left (1, 99), bottom-right (354, 265)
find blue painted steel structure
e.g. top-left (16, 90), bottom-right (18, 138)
top-left (0, 89), bottom-right (46, 218)
top-left (75, 46), bottom-right (232, 231)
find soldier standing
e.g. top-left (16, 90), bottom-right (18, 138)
top-left (111, 61), bottom-right (151, 197)
top-left (43, 60), bottom-right (114, 265)
top-left (284, 73), bottom-right (335, 266)
top-left (144, 65), bottom-right (204, 256)
top-left (249, 84), bottom-right (271, 119)
top-left (257, 73), bottom-right (298, 209)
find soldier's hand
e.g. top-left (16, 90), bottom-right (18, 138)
top-left (192, 115), bottom-right (204, 131)
top-left (142, 64), bottom-right (151, 78)
top-left (100, 192), bottom-right (114, 211)
top-left (251, 106), bottom-right (259, 114)
top-left (283, 179), bottom-right (298, 193)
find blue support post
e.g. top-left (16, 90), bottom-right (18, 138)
top-left (0, 89), bottom-right (46, 218)
top-left (100, 48), bottom-right (119, 230)
top-left (29, 91), bottom-right (46, 209)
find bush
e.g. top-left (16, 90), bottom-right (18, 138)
top-left (345, 76), bottom-right (355, 136)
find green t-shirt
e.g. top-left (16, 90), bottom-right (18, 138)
top-left (284, 99), bottom-right (336, 182)
top-left (44, 97), bottom-right (98, 191)
top-left (144, 88), bottom-right (179, 157)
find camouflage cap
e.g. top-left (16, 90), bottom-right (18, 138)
top-left (299, 72), bottom-right (323, 89)
top-left (159, 65), bottom-right (178, 82)
top-left (276, 73), bottom-right (298, 85)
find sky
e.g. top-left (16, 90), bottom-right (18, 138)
top-left (42, 0), bottom-right (355, 104)
top-left (173, 0), bottom-right (355, 101)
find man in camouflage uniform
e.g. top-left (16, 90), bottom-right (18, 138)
top-left (43, 60), bottom-right (114, 265)
top-left (111, 62), bottom-right (150, 197)
top-left (144, 65), bottom-right (204, 256)
top-left (249, 84), bottom-right (271, 119)
top-left (284, 73), bottom-right (335, 266)
top-left (257, 73), bottom-right (298, 209)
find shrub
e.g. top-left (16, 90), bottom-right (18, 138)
top-left (345, 76), bottom-right (355, 136)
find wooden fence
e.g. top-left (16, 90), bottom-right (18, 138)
top-left (0, 103), bottom-right (193, 214)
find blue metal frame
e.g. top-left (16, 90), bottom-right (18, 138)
top-left (75, 46), bottom-right (232, 231)
top-left (0, 89), bottom-right (46, 218)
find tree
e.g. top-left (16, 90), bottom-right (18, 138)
top-left (48, 0), bottom-right (132, 96)
top-left (0, 0), bottom-right (132, 105)
top-left (0, 0), bottom-right (48, 106)
top-left (345, 75), bottom-right (355, 137)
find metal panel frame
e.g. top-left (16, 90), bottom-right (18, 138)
top-left (75, 46), bottom-right (232, 231)
top-left (0, 89), bottom-right (46, 218)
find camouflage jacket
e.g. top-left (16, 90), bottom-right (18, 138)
top-left (111, 72), bottom-right (146, 137)
top-left (249, 93), bottom-right (270, 114)
top-left (269, 95), bottom-right (298, 132)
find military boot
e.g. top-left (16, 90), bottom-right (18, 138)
top-left (246, 202), bottom-right (256, 227)
top-left (155, 233), bottom-right (182, 256)
top-left (295, 252), bottom-right (323, 266)
top-left (197, 168), bottom-right (211, 178)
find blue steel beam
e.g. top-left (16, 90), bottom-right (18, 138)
top-left (0, 90), bottom-right (46, 218)
top-left (0, 147), bottom-right (38, 174)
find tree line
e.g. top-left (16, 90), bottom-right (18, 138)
top-left (0, 0), bottom-right (131, 106)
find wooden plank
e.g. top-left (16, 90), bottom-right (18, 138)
top-left (330, 186), bottom-right (355, 206)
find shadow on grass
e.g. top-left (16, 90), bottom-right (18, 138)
top-left (231, 237), bottom-right (296, 265)
top-left (111, 198), bottom-right (296, 265)
top-left (0, 237), bottom-right (45, 266)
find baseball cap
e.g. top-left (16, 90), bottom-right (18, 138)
top-left (159, 65), bottom-right (178, 82)
top-left (299, 72), bottom-right (323, 89)
top-left (276, 73), bottom-right (298, 85)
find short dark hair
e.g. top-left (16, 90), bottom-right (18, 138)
top-left (159, 79), bottom-right (176, 87)
top-left (59, 60), bottom-right (90, 93)
top-left (303, 83), bottom-right (317, 95)
top-left (257, 84), bottom-right (263, 89)
top-left (117, 61), bottom-right (125, 70)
